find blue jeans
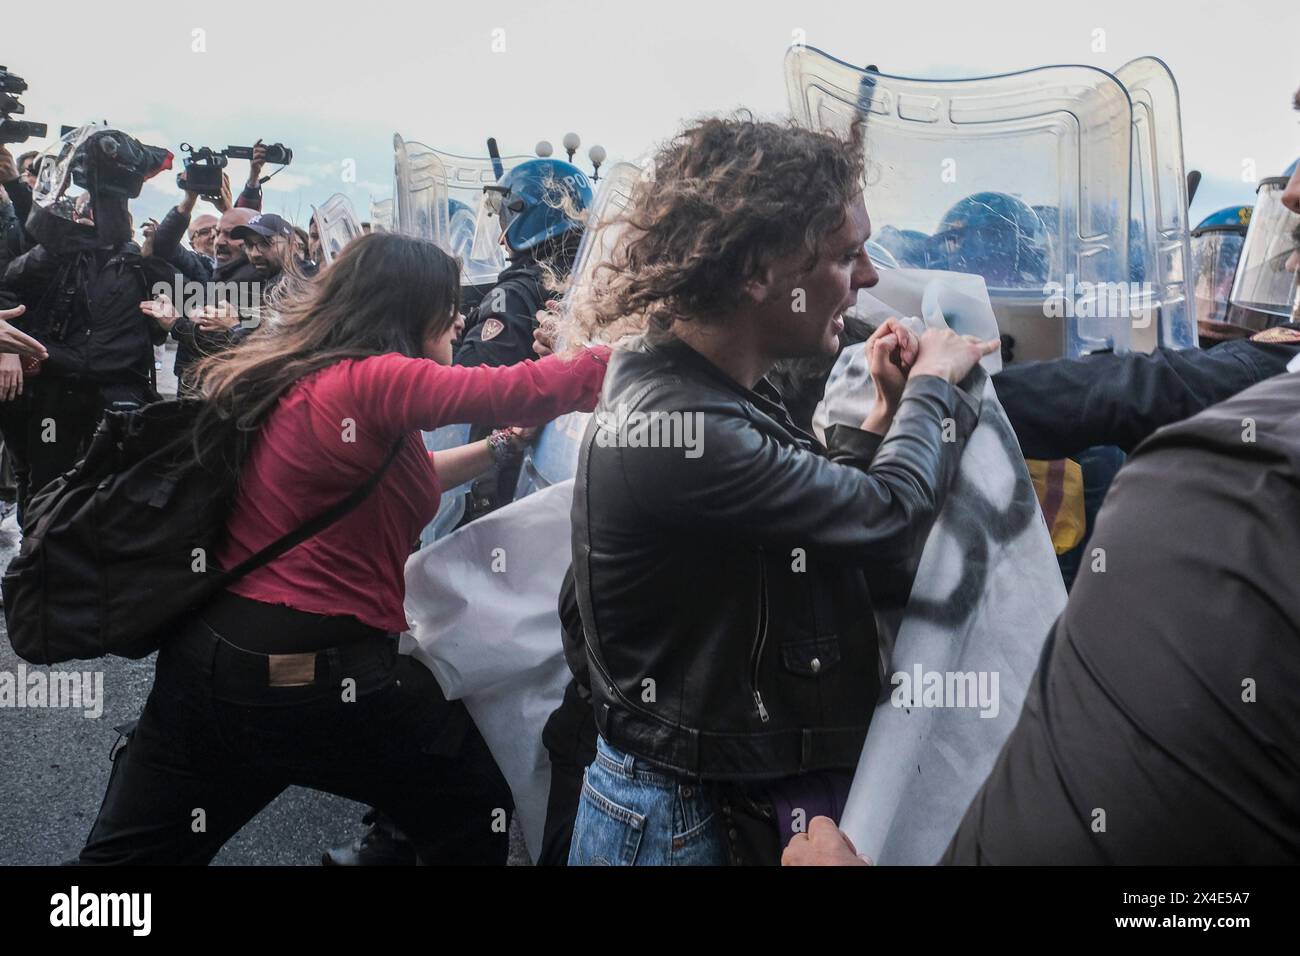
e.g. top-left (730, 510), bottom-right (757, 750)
top-left (568, 736), bottom-right (727, 866)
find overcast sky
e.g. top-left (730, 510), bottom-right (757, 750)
top-left (8, 0), bottom-right (1297, 232)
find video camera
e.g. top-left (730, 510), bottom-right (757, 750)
top-left (177, 141), bottom-right (293, 197)
top-left (227, 142), bottom-right (292, 165)
top-left (0, 67), bottom-right (48, 145)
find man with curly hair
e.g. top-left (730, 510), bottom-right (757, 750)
top-left (567, 114), bottom-right (999, 866)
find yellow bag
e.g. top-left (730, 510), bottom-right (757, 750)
top-left (1026, 458), bottom-right (1085, 554)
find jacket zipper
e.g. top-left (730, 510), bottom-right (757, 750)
top-left (750, 549), bottom-right (771, 723)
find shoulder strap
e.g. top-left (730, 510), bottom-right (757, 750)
top-left (40, 254), bottom-right (83, 341)
top-left (221, 438), bottom-right (406, 584)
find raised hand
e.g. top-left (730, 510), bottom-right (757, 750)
top-left (0, 305), bottom-right (49, 359)
top-left (195, 301), bottom-right (241, 331)
top-left (911, 327), bottom-right (1000, 385)
top-left (139, 294), bottom-right (179, 332)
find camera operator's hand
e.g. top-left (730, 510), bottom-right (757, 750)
top-left (140, 217), bottom-right (160, 257)
top-left (177, 168), bottom-right (201, 214)
top-left (195, 301), bottom-right (241, 332)
top-left (0, 352), bottom-right (24, 401)
top-left (139, 293), bottom-right (179, 332)
top-left (0, 306), bottom-right (49, 360)
top-left (247, 139), bottom-right (267, 188)
top-left (0, 145), bottom-right (18, 185)
top-left (910, 327), bottom-right (1000, 386)
top-left (208, 172), bottom-right (233, 214)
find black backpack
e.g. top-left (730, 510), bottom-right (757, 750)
top-left (2, 399), bottom-right (400, 664)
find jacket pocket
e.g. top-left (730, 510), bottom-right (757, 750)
top-left (779, 636), bottom-right (841, 677)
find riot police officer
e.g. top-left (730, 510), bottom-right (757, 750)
top-left (1190, 205), bottom-right (1252, 337)
top-left (452, 158), bottom-right (593, 523)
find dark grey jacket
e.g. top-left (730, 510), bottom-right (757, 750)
top-left (945, 368), bottom-right (1300, 864)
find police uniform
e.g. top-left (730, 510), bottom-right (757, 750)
top-left (993, 324), bottom-right (1300, 461)
top-left (452, 258), bottom-right (549, 523)
top-left (454, 259), bottom-right (547, 369)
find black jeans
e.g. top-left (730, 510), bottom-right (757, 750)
top-left (78, 608), bottom-right (513, 865)
top-left (537, 677), bottom-right (597, 866)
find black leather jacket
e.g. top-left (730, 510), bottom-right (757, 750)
top-left (572, 335), bottom-right (981, 780)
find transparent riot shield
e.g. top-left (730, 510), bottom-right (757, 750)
top-left (866, 239), bottom-right (899, 270)
top-left (1191, 229), bottom-right (1246, 325)
top-left (369, 198), bottom-right (393, 232)
top-left (30, 123), bottom-right (103, 221)
top-left (392, 135), bottom-right (530, 286)
top-left (513, 412), bottom-right (591, 501)
top-left (392, 134), bottom-right (450, 246)
top-left (511, 162), bottom-right (644, 502)
top-left (1228, 177), bottom-right (1300, 328)
top-left (1115, 57), bottom-right (1196, 351)
top-left (312, 193), bottom-right (363, 265)
top-left (552, 160), bottom-right (644, 350)
top-left (785, 46), bottom-right (1135, 360)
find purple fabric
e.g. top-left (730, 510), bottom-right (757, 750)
top-left (764, 771), bottom-right (855, 848)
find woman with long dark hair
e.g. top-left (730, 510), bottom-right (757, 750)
top-left (78, 232), bottom-right (609, 864)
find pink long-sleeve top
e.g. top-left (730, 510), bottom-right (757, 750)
top-left (216, 348), bottom-right (609, 632)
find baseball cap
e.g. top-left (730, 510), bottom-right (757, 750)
top-left (231, 213), bottom-right (294, 242)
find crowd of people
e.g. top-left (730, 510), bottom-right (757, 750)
top-left (1, 77), bottom-right (1298, 867)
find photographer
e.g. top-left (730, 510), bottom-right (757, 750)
top-left (187, 213), bottom-right (218, 267)
top-left (0, 180), bottom-right (17, 282)
top-left (155, 213), bottom-right (316, 387)
top-left (0, 145), bottom-right (34, 227)
top-left (147, 134), bottom-right (278, 284)
top-left (0, 126), bottom-right (174, 513)
top-left (0, 145), bottom-right (35, 274)
top-left (148, 172), bottom-right (264, 389)
top-left (151, 169), bottom-right (257, 283)
top-left (231, 212), bottom-right (311, 294)
top-left (16, 150), bottom-right (37, 187)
